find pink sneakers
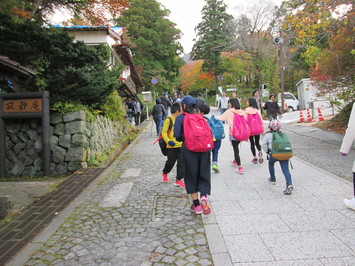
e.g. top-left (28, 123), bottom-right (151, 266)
top-left (200, 196), bottom-right (211, 215)
top-left (175, 179), bottom-right (186, 188)
top-left (237, 166), bottom-right (244, 174)
top-left (231, 160), bottom-right (238, 167)
top-left (162, 173), bottom-right (168, 182)
top-left (191, 204), bottom-right (202, 215)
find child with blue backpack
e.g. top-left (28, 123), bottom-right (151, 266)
top-left (198, 104), bottom-right (225, 173)
top-left (174, 96), bottom-right (213, 215)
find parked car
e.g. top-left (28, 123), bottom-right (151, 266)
top-left (278, 92), bottom-right (300, 111)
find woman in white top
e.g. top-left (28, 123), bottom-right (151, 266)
top-left (218, 91), bottom-right (229, 114)
top-left (340, 102), bottom-right (355, 211)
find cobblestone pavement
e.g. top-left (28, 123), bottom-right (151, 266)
top-left (8, 107), bottom-right (355, 266)
top-left (16, 122), bottom-right (213, 266)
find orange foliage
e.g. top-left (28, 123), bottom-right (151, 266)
top-left (82, 0), bottom-right (130, 25)
top-left (10, 8), bottom-right (32, 19)
top-left (180, 60), bottom-right (214, 93)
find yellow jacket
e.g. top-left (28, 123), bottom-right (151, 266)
top-left (162, 115), bottom-right (182, 148)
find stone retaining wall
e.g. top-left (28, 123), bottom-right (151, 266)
top-left (5, 111), bottom-right (128, 177)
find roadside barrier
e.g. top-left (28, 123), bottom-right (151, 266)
top-left (318, 108), bottom-right (324, 122)
top-left (298, 109), bottom-right (305, 123)
top-left (306, 109), bottom-right (313, 122)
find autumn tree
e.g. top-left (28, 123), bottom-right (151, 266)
top-left (233, 0), bottom-right (280, 91)
top-left (0, 0), bottom-right (129, 25)
top-left (180, 60), bottom-right (214, 93)
top-left (219, 51), bottom-right (250, 88)
top-left (115, 0), bottom-right (183, 93)
top-left (283, 0), bottom-right (354, 105)
top-left (191, 0), bottom-right (235, 76)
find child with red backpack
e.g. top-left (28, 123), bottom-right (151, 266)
top-left (174, 96), bottom-right (213, 215)
top-left (245, 97), bottom-right (265, 164)
top-left (216, 98), bottom-right (248, 174)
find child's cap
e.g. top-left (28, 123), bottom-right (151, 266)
top-left (182, 96), bottom-right (196, 107)
top-left (269, 119), bottom-right (281, 131)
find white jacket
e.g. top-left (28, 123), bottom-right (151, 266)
top-left (261, 132), bottom-right (273, 154)
top-left (340, 103), bottom-right (355, 172)
top-left (219, 96), bottom-right (229, 109)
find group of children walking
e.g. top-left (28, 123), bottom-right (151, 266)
top-left (158, 93), bottom-right (294, 215)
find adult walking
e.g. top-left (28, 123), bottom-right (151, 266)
top-left (218, 91), bottom-right (229, 115)
top-left (152, 98), bottom-right (165, 137)
top-left (340, 102), bottom-right (355, 211)
top-left (133, 99), bottom-right (142, 126)
top-left (161, 93), bottom-right (172, 118)
top-left (125, 98), bottom-right (135, 124)
top-left (263, 94), bottom-right (281, 120)
top-left (195, 92), bottom-right (205, 108)
top-left (252, 89), bottom-right (263, 112)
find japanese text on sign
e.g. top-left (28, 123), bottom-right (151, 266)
top-left (3, 99), bottom-right (42, 113)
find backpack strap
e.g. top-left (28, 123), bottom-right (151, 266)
top-left (167, 117), bottom-right (173, 133)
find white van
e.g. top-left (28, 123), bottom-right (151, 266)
top-left (278, 92), bottom-right (300, 111)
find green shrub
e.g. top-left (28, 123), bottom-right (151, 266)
top-left (51, 102), bottom-right (96, 122)
top-left (0, 14), bottom-right (123, 108)
top-left (101, 90), bottom-right (125, 122)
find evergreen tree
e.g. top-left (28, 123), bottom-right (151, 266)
top-left (0, 13), bottom-right (123, 107)
top-left (115, 0), bottom-right (183, 93)
top-left (191, 0), bottom-right (234, 75)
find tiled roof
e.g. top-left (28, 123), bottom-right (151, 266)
top-left (0, 56), bottom-right (38, 77)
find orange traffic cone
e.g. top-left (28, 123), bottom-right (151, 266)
top-left (318, 108), bottom-right (324, 121)
top-left (298, 109), bottom-right (304, 123)
top-left (306, 109), bottom-right (313, 122)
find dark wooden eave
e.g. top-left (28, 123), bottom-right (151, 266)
top-left (112, 44), bottom-right (144, 88)
top-left (0, 57), bottom-right (38, 78)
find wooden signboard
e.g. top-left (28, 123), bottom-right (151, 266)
top-left (0, 92), bottom-right (50, 178)
top-left (3, 98), bottom-right (42, 113)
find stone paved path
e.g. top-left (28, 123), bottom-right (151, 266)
top-left (17, 122), bottom-right (213, 266)
top-left (7, 107), bottom-right (355, 266)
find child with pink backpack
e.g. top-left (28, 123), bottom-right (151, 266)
top-left (245, 97), bottom-right (265, 164)
top-left (216, 98), bottom-right (248, 174)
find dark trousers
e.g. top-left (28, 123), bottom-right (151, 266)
top-left (183, 148), bottom-right (211, 196)
top-left (231, 140), bottom-right (242, 166)
top-left (163, 147), bottom-right (183, 180)
top-left (249, 135), bottom-right (261, 156)
top-left (212, 139), bottom-right (221, 163)
top-left (135, 112), bottom-right (141, 125)
top-left (153, 115), bottom-right (163, 136)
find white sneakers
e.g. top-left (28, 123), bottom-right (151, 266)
top-left (344, 197), bottom-right (355, 211)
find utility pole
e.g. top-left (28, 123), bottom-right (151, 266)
top-left (272, 25), bottom-right (285, 113)
top-left (279, 35), bottom-right (285, 113)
